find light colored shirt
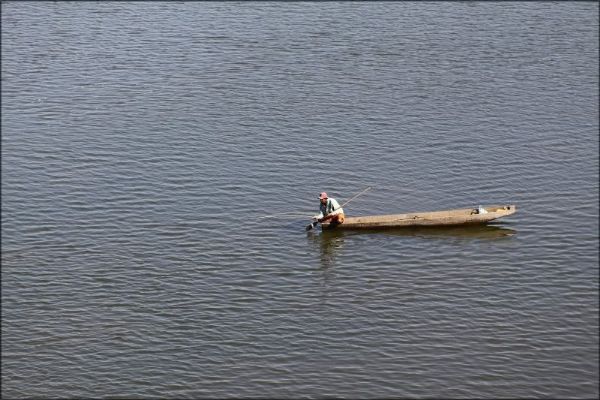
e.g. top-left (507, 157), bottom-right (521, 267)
top-left (318, 198), bottom-right (344, 218)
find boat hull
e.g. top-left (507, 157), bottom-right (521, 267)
top-left (321, 204), bottom-right (516, 231)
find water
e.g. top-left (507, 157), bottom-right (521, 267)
top-left (2, 2), bottom-right (598, 398)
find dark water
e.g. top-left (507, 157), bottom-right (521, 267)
top-left (2, 2), bottom-right (598, 398)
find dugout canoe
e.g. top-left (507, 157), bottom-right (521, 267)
top-left (321, 204), bottom-right (516, 231)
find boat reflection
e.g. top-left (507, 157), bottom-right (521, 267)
top-left (318, 223), bottom-right (517, 241)
top-left (307, 223), bottom-right (516, 275)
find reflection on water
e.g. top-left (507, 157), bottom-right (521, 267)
top-left (320, 223), bottom-right (516, 241)
top-left (307, 229), bottom-right (346, 273)
top-left (307, 223), bottom-right (516, 273)
top-left (376, 224), bottom-right (516, 240)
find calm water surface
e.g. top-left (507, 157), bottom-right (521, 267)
top-left (2, 2), bottom-right (598, 399)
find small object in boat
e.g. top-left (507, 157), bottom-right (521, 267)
top-left (477, 205), bottom-right (488, 214)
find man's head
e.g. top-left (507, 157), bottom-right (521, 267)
top-left (319, 192), bottom-right (328, 204)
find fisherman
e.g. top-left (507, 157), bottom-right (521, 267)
top-left (314, 192), bottom-right (345, 226)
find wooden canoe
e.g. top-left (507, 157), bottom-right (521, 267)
top-left (321, 204), bottom-right (516, 231)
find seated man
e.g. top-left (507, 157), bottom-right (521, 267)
top-left (314, 192), bottom-right (345, 225)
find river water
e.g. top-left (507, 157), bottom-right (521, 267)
top-left (2, 2), bottom-right (598, 398)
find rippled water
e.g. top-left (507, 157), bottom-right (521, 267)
top-left (2, 2), bottom-right (598, 398)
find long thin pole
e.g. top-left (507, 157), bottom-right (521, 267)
top-left (258, 212), bottom-right (313, 219)
top-left (263, 187), bottom-right (372, 220)
top-left (340, 186), bottom-right (372, 208)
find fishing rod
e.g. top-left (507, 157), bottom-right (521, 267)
top-left (339, 186), bottom-right (372, 209)
top-left (257, 212), bottom-right (314, 220)
top-left (306, 186), bottom-right (372, 231)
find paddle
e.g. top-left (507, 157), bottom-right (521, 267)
top-left (305, 187), bottom-right (372, 231)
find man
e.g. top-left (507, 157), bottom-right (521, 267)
top-left (314, 192), bottom-right (345, 225)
